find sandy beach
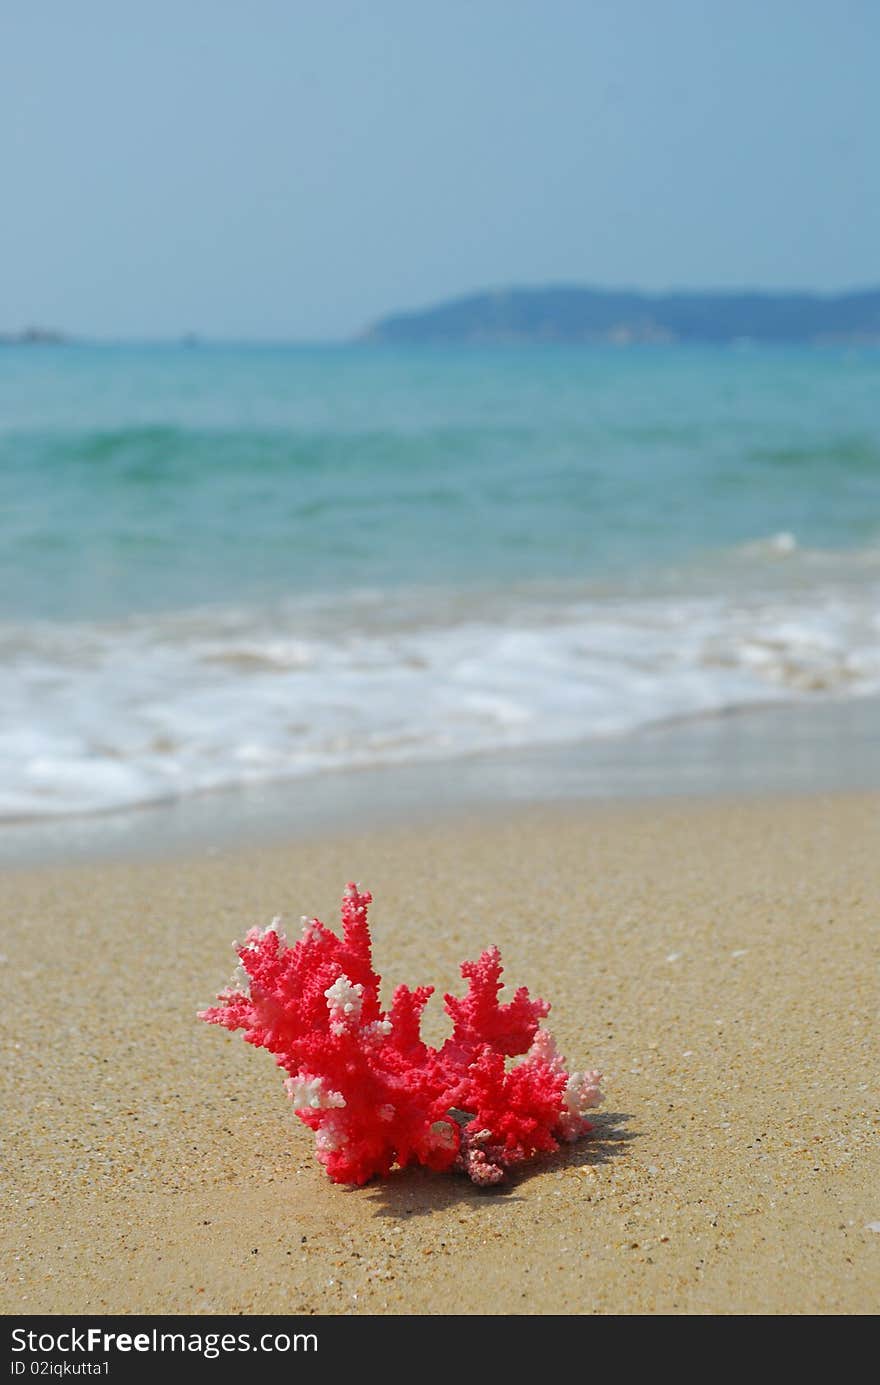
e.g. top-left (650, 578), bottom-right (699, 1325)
top-left (1, 789), bottom-right (877, 1316)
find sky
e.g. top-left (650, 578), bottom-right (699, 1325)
top-left (1, 1), bottom-right (878, 340)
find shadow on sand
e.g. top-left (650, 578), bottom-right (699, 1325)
top-left (360, 1110), bottom-right (636, 1219)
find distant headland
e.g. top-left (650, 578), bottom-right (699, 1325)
top-left (363, 285), bottom-right (880, 345)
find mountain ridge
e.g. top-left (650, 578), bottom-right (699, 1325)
top-left (364, 284), bottom-right (880, 345)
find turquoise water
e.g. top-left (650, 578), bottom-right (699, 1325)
top-left (3, 343), bottom-right (879, 619)
top-left (2, 342), bottom-right (879, 818)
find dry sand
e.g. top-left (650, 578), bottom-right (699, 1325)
top-left (1, 792), bottom-right (877, 1315)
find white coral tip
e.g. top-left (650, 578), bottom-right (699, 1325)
top-left (265, 915), bottom-right (287, 946)
top-left (363, 1018), bottom-right (393, 1043)
top-left (324, 973), bottom-right (364, 1027)
top-left (285, 1074), bottom-right (346, 1111)
top-left (564, 1069), bottom-right (604, 1115)
top-left (526, 1028), bottom-right (566, 1072)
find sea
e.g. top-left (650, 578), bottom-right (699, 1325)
top-left (2, 341), bottom-right (879, 834)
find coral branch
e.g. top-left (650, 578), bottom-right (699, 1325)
top-left (200, 884), bottom-right (602, 1185)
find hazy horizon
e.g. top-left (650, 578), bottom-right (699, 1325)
top-left (6, 279), bottom-right (880, 346)
top-left (2, 2), bottom-right (878, 340)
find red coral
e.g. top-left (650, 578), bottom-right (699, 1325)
top-left (200, 884), bottom-right (602, 1185)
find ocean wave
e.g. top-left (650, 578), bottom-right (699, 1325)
top-left (747, 436), bottom-right (880, 471)
top-left (2, 581), bottom-right (879, 820)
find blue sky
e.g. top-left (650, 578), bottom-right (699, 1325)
top-left (1, 1), bottom-right (877, 339)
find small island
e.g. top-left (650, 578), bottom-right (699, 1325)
top-left (0, 326), bottom-right (68, 346)
top-left (364, 284), bottom-right (880, 345)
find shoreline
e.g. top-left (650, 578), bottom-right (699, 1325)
top-left (2, 789), bottom-right (877, 1314)
top-left (2, 691), bottom-right (880, 869)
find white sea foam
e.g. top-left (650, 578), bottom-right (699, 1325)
top-left (2, 580), bottom-right (879, 819)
